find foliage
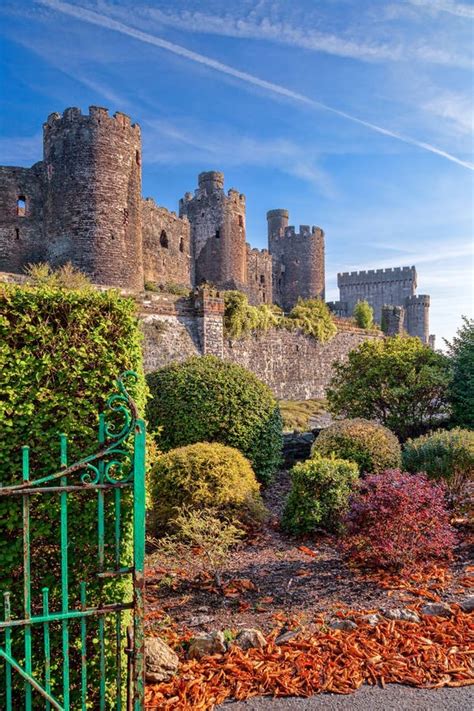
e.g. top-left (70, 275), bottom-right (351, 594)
top-left (403, 428), bottom-right (474, 495)
top-left (283, 298), bottom-right (337, 342)
top-left (151, 508), bottom-right (244, 586)
top-left (312, 418), bottom-right (401, 475)
top-left (0, 282), bottom-right (146, 705)
top-left (353, 300), bottom-right (374, 330)
top-left (282, 454), bottom-right (359, 534)
top-left (24, 261), bottom-right (93, 290)
top-left (340, 470), bottom-right (456, 571)
top-left (147, 355), bottom-right (282, 483)
top-left (223, 291), bottom-right (336, 343)
top-left (148, 442), bottom-right (265, 532)
top-left (445, 316), bottom-right (474, 429)
top-left (144, 281), bottom-right (191, 296)
top-left (223, 290), bottom-right (281, 339)
top-left (279, 399), bottom-right (327, 432)
top-left (327, 336), bottom-right (451, 440)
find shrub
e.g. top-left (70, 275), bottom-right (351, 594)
top-left (403, 428), bottom-right (474, 494)
top-left (279, 399), bottom-right (327, 432)
top-left (224, 290), bottom-right (281, 339)
top-left (340, 470), bottom-right (456, 571)
top-left (327, 336), bottom-right (451, 440)
top-left (147, 355), bottom-right (282, 483)
top-left (353, 300), bottom-right (374, 329)
top-left (0, 282), bottom-right (146, 705)
top-left (282, 454), bottom-right (359, 534)
top-left (148, 442), bottom-right (265, 531)
top-left (446, 316), bottom-right (474, 429)
top-left (24, 261), bottom-right (93, 290)
top-left (312, 419), bottom-right (401, 474)
top-left (284, 298), bottom-right (337, 342)
top-left (151, 508), bottom-right (244, 586)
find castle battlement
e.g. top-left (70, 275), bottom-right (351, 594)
top-left (284, 225), bottom-right (324, 239)
top-left (406, 294), bottom-right (430, 306)
top-left (44, 106), bottom-right (139, 133)
top-left (338, 266), bottom-right (416, 285)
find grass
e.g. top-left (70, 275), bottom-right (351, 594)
top-left (279, 399), bottom-right (327, 433)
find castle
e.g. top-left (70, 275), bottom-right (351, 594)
top-left (0, 105), bottom-right (431, 343)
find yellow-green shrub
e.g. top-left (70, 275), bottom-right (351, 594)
top-left (403, 428), bottom-right (474, 493)
top-left (312, 418), bottom-right (401, 474)
top-left (149, 442), bottom-right (265, 532)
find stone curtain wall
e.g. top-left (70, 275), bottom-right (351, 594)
top-left (142, 199), bottom-right (192, 287)
top-left (338, 267), bottom-right (417, 323)
top-left (246, 246), bottom-right (273, 305)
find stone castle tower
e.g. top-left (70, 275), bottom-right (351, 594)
top-left (267, 209), bottom-right (325, 311)
top-left (179, 171), bottom-right (247, 291)
top-left (328, 266), bottom-right (432, 344)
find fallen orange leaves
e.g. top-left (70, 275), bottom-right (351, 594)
top-left (145, 606), bottom-right (474, 710)
top-left (298, 545), bottom-right (318, 558)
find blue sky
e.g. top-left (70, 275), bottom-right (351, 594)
top-left (0, 0), bottom-right (473, 343)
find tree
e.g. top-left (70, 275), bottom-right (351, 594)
top-left (327, 336), bottom-right (451, 440)
top-left (445, 316), bottom-right (474, 429)
top-left (353, 300), bottom-right (374, 329)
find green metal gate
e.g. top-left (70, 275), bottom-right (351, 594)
top-left (0, 371), bottom-right (146, 710)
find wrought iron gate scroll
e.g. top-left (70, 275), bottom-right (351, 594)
top-left (0, 371), bottom-right (146, 710)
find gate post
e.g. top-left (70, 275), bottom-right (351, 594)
top-left (132, 419), bottom-right (146, 710)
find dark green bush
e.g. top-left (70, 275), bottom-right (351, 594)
top-left (353, 300), bottom-right (374, 329)
top-left (149, 442), bottom-right (265, 532)
top-left (147, 355), bottom-right (282, 483)
top-left (282, 454), bottom-right (359, 534)
top-left (312, 418), bottom-right (401, 474)
top-left (403, 428), bottom-right (474, 494)
top-left (327, 336), bottom-right (451, 440)
top-left (0, 282), bottom-right (146, 706)
top-left (446, 316), bottom-right (474, 429)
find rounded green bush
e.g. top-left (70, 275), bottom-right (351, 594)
top-left (312, 418), bottom-right (401, 474)
top-left (282, 453), bottom-right (359, 534)
top-left (147, 355), bottom-right (283, 483)
top-left (403, 428), bottom-right (474, 493)
top-left (149, 442), bottom-right (264, 531)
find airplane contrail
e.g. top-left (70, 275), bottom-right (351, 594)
top-left (37, 0), bottom-right (474, 171)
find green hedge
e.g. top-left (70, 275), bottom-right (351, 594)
top-left (0, 282), bottom-right (146, 707)
top-left (282, 454), bottom-right (359, 534)
top-left (147, 355), bottom-right (282, 483)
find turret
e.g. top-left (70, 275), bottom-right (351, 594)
top-left (179, 171), bottom-right (246, 290)
top-left (405, 294), bottom-right (430, 344)
top-left (43, 106), bottom-right (143, 289)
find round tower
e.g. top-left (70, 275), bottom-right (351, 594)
top-left (179, 171), bottom-right (247, 289)
top-left (405, 294), bottom-right (430, 344)
top-left (43, 106), bottom-right (143, 290)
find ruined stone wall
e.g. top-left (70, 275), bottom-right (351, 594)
top-left (179, 172), bottom-right (247, 290)
top-left (43, 106), bottom-right (143, 290)
top-left (142, 198), bottom-right (191, 287)
top-left (223, 323), bottom-right (383, 400)
top-left (381, 304), bottom-right (405, 336)
top-left (0, 164), bottom-right (46, 273)
top-left (338, 267), bottom-right (417, 323)
top-left (246, 246), bottom-right (273, 305)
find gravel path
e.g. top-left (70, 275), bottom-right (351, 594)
top-left (219, 684), bottom-right (473, 710)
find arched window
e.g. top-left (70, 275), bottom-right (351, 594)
top-left (135, 150), bottom-right (141, 166)
top-left (160, 230), bottom-right (169, 248)
top-left (238, 215), bottom-right (243, 227)
top-left (17, 196), bottom-right (26, 217)
top-left (260, 274), bottom-right (265, 284)
top-left (179, 238), bottom-right (184, 253)
top-left (215, 229), bottom-right (220, 239)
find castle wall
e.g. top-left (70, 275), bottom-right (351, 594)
top-left (142, 198), bottom-right (191, 287)
top-left (179, 172), bottom-right (247, 290)
top-left (43, 106), bottom-right (143, 290)
top-left (405, 294), bottom-right (430, 344)
top-left (338, 266), bottom-right (417, 323)
top-left (0, 165), bottom-right (45, 273)
top-left (246, 246), bottom-right (273, 305)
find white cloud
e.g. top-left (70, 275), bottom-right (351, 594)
top-left (35, 1), bottom-right (474, 171)
top-left (0, 134), bottom-right (42, 165)
top-left (404, 0), bottom-right (474, 19)
top-left (422, 90), bottom-right (474, 136)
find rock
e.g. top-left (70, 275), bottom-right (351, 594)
top-left (459, 596), bottom-right (474, 613)
top-left (145, 637), bottom-right (179, 683)
top-left (235, 628), bottom-right (267, 651)
top-left (421, 602), bottom-right (453, 618)
top-left (360, 613), bottom-right (382, 627)
top-left (329, 619), bottom-right (358, 631)
top-left (275, 628), bottom-right (301, 645)
top-left (383, 608), bottom-right (420, 623)
top-left (188, 631), bottom-right (227, 660)
top-left (187, 614), bottom-right (215, 627)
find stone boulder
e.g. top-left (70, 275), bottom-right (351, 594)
top-left (421, 602), bottom-right (453, 618)
top-left (188, 631), bottom-right (227, 660)
top-left (234, 628), bottom-right (266, 651)
top-left (145, 637), bottom-right (179, 683)
top-left (383, 608), bottom-right (420, 623)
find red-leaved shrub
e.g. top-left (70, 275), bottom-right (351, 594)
top-left (340, 470), bottom-right (456, 572)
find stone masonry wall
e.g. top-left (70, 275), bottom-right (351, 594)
top-left (246, 246), bottom-right (273, 305)
top-left (142, 198), bottom-right (192, 287)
